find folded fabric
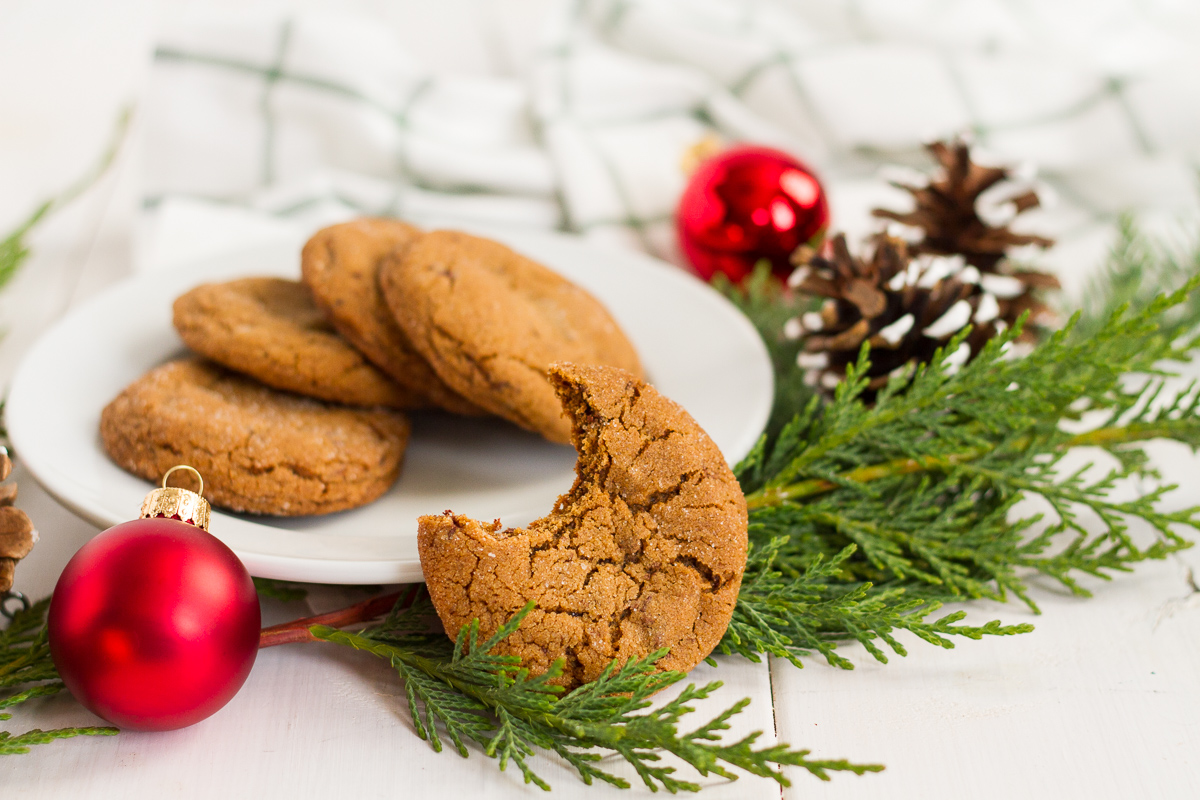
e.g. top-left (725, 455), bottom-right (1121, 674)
top-left (143, 0), bottom-right (1200, 279)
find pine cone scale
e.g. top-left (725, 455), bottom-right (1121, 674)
top-left (786, 137), bottom-right (1059, 402)
top-left (1010, 190), bottom-right (1041, 214)
top-left (792, 273), bottom-right (843, 298)
top-left (874, 137), bottom-right (1057, 271)
top-left (844, 280), bottom-right (887, 317)
top-left (0, 453), bottom-right (35, 594)
top-left (1013, 270), bottom-right (1061, 290)
top-left (807, 317), bottom-right (872, 352)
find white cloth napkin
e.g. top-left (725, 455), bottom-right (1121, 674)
top-left (142, 0), bottom-right (1200, 290)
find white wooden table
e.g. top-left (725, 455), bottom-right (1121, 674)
top-left (3, 1), bottom-right (1199, 797)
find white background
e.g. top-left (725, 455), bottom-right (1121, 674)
top-left (2, 1), bottom-right (1199, 797)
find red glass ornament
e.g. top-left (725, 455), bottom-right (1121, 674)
top-left (677, 145), bottom-right (829, 283)
top-left (48, 516), bottom-right (260, 731)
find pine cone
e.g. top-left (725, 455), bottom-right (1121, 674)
top-left (872, 137), bottom-right (1056, 270)
top-left (785, 234), bottom-right (1040, 398)
top-left (0, 452), bottom-right (36, 594)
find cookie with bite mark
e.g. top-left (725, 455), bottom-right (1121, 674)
top-left (417, 362), bottom-right (747, 689)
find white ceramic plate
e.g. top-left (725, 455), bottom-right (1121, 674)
top-left (6, 229), bottom-right (772, 584)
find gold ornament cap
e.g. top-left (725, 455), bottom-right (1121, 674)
top-left (139, 465), bottom-right (211, 532)
top-left (680, 133), bottom-right (724, 176)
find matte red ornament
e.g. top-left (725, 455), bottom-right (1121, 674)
top-left (48, 473), bottom-right (259, 731)
top-left (677, 145), bottom-right (829, 284)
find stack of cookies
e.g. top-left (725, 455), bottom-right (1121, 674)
top-left (100, 220), bottom-right (643, 516)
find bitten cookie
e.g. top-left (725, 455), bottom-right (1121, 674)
top-left (173, 277), bottom-right (424, 409)
top-left (418, 363), bottom-right (747, 689)
top-left (380, 230), bottom-right (643, 443)
top-left (300, 219), bottom-right (482, 416)
top-left (101, 358), bottom-right (412, 516)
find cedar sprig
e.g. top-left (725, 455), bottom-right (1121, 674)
top-left (719, 539), bottom-right (1033, 669)
top-left (0, 598), bottom-right (117, 754)
top-left (314, 598), bottom-right (882, 792)
top-left (720, 255), bottom-right (1200, 669)
top-left (1073, 213), bottom-right (1200, 345)
top-left (2, 598), bottom-right (60, 693)
top-left (0, 108), bottom-right (130, 301)
top-left (251, 577), bottom-right (310, 603)
top-left (0, 108), bottom-right (130, 453)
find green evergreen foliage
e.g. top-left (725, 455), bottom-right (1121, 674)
top-left (251, 578), bottom-right (384, 603)
top-left (314, 598), bottom-right (882, 791)
top-left (721, 541), bottom-right (1032, 669)
top-left (252, 577), bottom-right (310, 603)
top-left (721, 269), bottom-right (1200, 669)
top-left (0, 201), bottom-right (53, 300)
top-left (0, 108), bottom-right (130, 303)
top-left (0, 108), bottom-right (130, 451)
top-left (1073, 214), bottom-right (1200, 344)
top-left (0, 598), bottom-right (117, 754)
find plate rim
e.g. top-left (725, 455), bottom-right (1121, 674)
top-left (6, 228), bottom-right (773, 584)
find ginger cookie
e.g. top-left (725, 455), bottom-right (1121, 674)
top-left (300, 219), bottom-right (482, 416)
top-left (173, 277), bottom-right (424, 409)
top-left (101, 358), bottom-right (411, 516)
top-left (417, 362), bottom-right (747, 689)
top-left (380, 230), bottom-right (643, 444)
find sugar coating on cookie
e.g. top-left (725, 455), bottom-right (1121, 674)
top-left (380, 230), bottom-right (643, 443)
top-left (300, 219), bottom-right (482, 416)
top-left (101, 358), bottom-right (412, 516)
top-left (173, 276), bottom-right (425, 409)
top-left (417, 362), bottom-right (747, 689)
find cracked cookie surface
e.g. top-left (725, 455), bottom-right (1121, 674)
top-left (418, 362), bottom-right (747, 689)
top-left (380, 230), bottom-right (643, 443)
top-left (174, 276), bottom-right (423, 409)
top-left (101, 358), bottom-right (412, 516)
top-left (300, 219), bottom-right (482, 416)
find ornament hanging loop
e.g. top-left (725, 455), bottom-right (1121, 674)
top-left (162, 464), bottom-right (204, 497)
top-left (1, 589), bottom-right (30, 620)
top-left (140, 465), bottom-right (212, 531)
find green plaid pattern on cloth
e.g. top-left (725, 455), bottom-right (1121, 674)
top-left (144, 0), bottom-right (1200, 277)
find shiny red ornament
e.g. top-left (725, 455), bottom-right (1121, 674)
top-left (48, 516), bottom-right (260, 731)
top-left (677, 145), bottom-right (829, 283)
